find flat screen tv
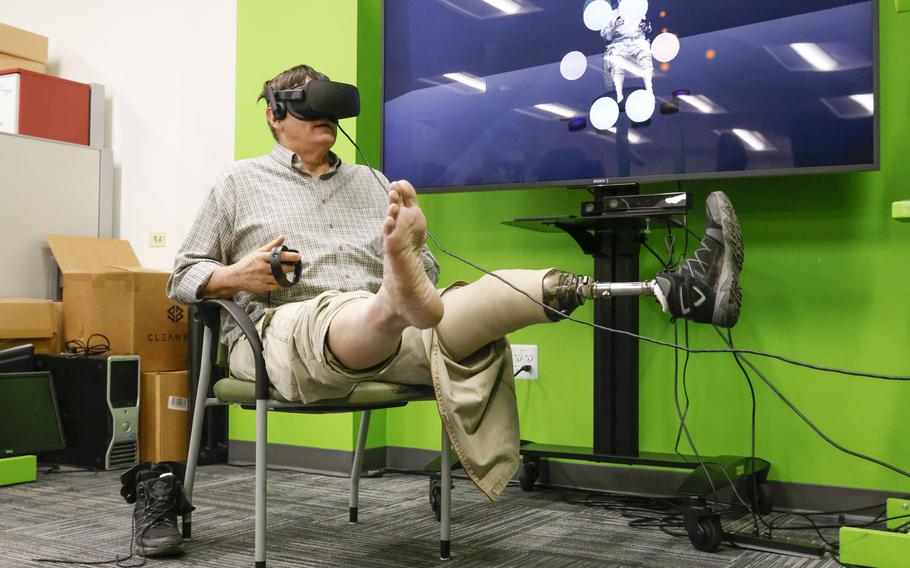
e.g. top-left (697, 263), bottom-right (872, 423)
top-left (382, 0), bottom-right (878, 192)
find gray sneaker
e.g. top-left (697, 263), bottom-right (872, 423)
top-left (654, 191), bottom-right (744, 328)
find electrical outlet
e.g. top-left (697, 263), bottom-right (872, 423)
top-left (148, 232), bottom-right (166, 247)
top-left (511, 344), bottom-right (538, 380)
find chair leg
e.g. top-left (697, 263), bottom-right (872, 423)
top-left (350, 410), bottom-right (371, 523)
top-left (255, 399), bottom-right (268, 567)
top-left (183, 323), bottom-right (215, 539)
top-left (440, 425), bottom-right (452, 560)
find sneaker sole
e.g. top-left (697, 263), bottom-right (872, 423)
top-left (706, 192), bottom-right (744, 328)
top-left (134, 541), bottom-right (184, 557)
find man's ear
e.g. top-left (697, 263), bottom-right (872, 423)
top-left (266, 106), bottom-right (281, 129)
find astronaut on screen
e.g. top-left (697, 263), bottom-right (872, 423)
top-left (601, 0), bottom-right (654, 103)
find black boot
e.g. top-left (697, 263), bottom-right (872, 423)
top-left (121, 462), bottom-right (194, 557)
top-left (654, 191), bottom-right (744, 328)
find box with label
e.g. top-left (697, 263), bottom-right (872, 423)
top-left (0, 23), bottom-right (48, 65)
top-left (139, 370), bottom-right (189, 463)
top-left (0, 68), bottom-right (89, 145)
top-left (0, 298), bottom-right (62, 354)
top-left (46, 235), bottom-right (188, 371)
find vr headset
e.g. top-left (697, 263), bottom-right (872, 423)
top-left (264, 80), bottom-right (360, 122)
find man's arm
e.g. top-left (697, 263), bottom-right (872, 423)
top-left (167, 186), bottom-right (233, 304)
top-left (202, 236), bottom-right (300, 298)
top-left (167, 182), bottom-right (300, 303)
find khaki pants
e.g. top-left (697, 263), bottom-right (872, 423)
top-left (228, 270), bottom-right (555, 501)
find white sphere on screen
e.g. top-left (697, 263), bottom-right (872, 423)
top-left (652, 32), bottom-right (680, 63)
top-left (590, 97), bottom-right (620, 130)
top-left (560, 51), bottom-right (588, 80)
top-left (618, 0), bottom-right (648, 24)
top-left (625, 89), bottom-right (656, 122)
top-left (583, 0), bottom-right (614, 31)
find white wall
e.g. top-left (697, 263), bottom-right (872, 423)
top-left (2, 0), bottom-right (236, 270)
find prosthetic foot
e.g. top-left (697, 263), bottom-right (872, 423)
top-left (542, 191), bottom-right (744, 328)
top-left (542, 270), bottom-right (654, 321)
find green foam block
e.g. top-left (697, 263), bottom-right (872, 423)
top-left (839, 499), bottom-right (910, 568)
top-left (0, 455), bottom-right (37, 486)
top-left (893, 201), bottom-right (910, 221)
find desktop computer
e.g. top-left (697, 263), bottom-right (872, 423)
top-left (34, 354), bottom-right (140, 470)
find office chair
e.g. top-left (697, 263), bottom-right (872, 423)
top-left (183, 299), bottom-right (454, 567)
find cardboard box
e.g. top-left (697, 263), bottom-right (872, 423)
top-left (0, 54), bottom-right (45, 73)
top-left (139, 370), bottom-right (189, 463)
top-left (46, 235), bottom-right (188, 371)
top-left (0, 298), bottom-right (62, 354)
top-left (0, 23), bottom-right (48, 64)
top-left (0, 69), bottom-right (90, 145)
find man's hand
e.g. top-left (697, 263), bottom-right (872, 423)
top-left (202, 236), bottom-right (302, 298)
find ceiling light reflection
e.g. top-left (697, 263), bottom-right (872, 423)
top-left (534, 103), bottom-right (579, 119)
top-left (790, 43), bottom-right (838, 71)
top-left (442, 72), bottom-right (486, 92)
top-left (483, 0), bottom-right (521, 15)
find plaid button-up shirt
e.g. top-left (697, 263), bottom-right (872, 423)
top-left (167, 143), bottom-right (441, 345)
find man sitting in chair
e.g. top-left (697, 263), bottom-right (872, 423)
top-left (168, 64), bottom-right (744, 504)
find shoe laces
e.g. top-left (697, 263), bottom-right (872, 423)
top-left (137, 480), bottom-right (178, 530)
top-left (679, 233), bottom-right (722, 281)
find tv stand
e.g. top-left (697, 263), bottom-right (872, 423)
top-left (504, 185), bottom-right (818, 556)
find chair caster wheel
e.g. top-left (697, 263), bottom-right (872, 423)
top-left (519, 460), bottom-right (539, 491)
top-left (746, 481), bottom-right (774, 516)
top-left (688, 516), bottom-right (723, 552)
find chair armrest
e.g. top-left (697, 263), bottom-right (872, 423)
top-left (195, 299), bottom-right (270, 401)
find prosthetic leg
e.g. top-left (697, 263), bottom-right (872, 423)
top-left (544, 190), bottom-right (744, 329)
top-left (437, 192), bottom-right (744, 361)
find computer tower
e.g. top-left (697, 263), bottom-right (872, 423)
top-left (34, 354), bottom-right (140, 470)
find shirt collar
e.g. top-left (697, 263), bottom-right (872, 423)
top-left (270, 143), bottom-right (342, 179)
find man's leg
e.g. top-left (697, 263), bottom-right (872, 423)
top-left (326, 180), bottom-right (444, 371)
top-left (434, 191), bottom-right (745, 360)
top-left (328, 185), bottom-right (744, 369)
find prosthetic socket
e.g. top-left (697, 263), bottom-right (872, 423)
top-left (541, 269), bottom-right (657, 322)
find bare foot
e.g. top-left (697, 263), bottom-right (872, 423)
top-left (375, 180), bottom-right (444, 329)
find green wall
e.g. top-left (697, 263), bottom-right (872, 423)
top-left (234, 0), bottom-right (910, 494)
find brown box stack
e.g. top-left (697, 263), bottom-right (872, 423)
top-left (0, 22), bottom-right (48, 73)
top-left (139, 370), bottom-right (190, 463)
top-left (0, 298), bottom-right (63, 353)
top-left (46, 235), bottom-right (188, 372)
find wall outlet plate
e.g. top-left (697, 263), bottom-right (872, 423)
top-left (511, 344), bottom-right (538, 380)
top-left (893, 200), bottom-right (910, 221)
top-left (148, 232), bottom-right (167, 247)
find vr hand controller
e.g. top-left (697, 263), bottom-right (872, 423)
top-left (269, 245), bottom-right (302, 288)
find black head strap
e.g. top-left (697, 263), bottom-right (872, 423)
top-left (264, 86), bottom-right (286, 120)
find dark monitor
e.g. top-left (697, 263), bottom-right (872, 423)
top-left (0, 371), bottom-right (66, 457)
top-left (0, 344), bottom-right (35, 373)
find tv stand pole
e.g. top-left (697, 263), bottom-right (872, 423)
top-left (504, 184), bottom-right (821, 556)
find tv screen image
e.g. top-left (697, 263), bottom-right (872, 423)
top-left (383, 0), bottom-right (877, 191)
